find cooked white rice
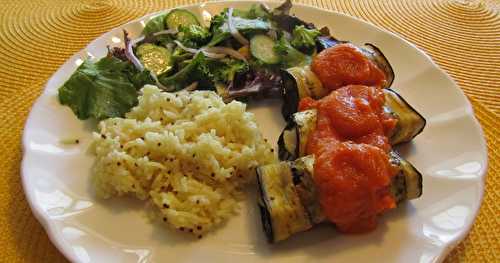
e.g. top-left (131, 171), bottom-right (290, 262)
top-left (90, 85), bottom-right (277, 236)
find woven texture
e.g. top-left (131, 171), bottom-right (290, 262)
top-left (0, 0), bottom-right (498, 262)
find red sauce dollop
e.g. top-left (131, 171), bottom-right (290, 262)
top-left (299, 85), bottom-right (398, 233)
top-left (311, 44), bottom-right (387, 91)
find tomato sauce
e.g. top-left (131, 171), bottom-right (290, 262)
top-left (299, 85), bottom-right (398, 233)
top-left (311, 44), bottom-right (387, 91)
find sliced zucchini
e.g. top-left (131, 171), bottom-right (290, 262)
top-left (278, 88), bottom-right (426, 161)
top-left (135, 43), bottom-right (173, 76)
top-left (257, 153), bottom-right (422, 243)
top-left (250, 34), bottom-right (280, 64)
top-left (165, 9), bottom-right (200, 30)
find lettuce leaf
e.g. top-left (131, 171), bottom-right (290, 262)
top-left (158, 52), bottom-right (206, 90)
top-left (58, 56), bottom-right (140, 120)
top-left (232, 4), bottom-right (271, 20)
top-left (207, 12), bottom-right (270, 47)
top-left (274, 36), bottom-right (311, 68)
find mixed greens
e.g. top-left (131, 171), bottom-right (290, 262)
top-left (58, 0), bottom-right (332, 120)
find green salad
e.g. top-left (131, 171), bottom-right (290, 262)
top-left (58, 0), bottom-right (334, 120)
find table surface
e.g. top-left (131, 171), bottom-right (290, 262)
top-left (0, 0), bottom-right (498, 262)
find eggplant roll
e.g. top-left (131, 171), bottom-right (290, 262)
top-left (256, 153), bottom-right (422, 243)
top-left (278, 89), bottom-right (426, 161)
top-left (281, 44), bottom-right (394, 119)
top-left (315, 35), bottom-right (395, 89)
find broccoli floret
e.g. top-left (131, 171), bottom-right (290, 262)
top-left (215, 59), bottom-right (249, 83)
top-left (290, 25), bottom-right (320, 53)
top-left (178, 24), bottom-right (211, 48)
top-left (200, 58), bottom-right (249, 84)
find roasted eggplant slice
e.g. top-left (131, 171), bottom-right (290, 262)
top-left (290, 156), bottom-right (324, 224)
top-left (278, 109), bottom-right (317, 161)
top-left (257, 153), bottom-right (422, 243)
top-left (384, 88), bottom-right (426, 145)
top-left (281, 66), bottom-right (328, 120)
top-left (279, 89), bottom-right (426, 160)
top-left (256, 160), bottom-right (313, 243)
top-left (389, 151), bottom-right (423, 200)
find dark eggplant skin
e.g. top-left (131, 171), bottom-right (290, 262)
top-left (363, 43), bottom-right (395, 89)
top-left (281, 70), bottom-right (301, 121)
top-left (384, 88), bottom-right (426, 146)
top-left (257, 174), bottom-right (275, 243)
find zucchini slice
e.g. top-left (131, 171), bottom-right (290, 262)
top-left (278, 89), bottom-right (426, 161)
top-left (250, 34), bottom-right (280, 65)
top-left (136, 43), bottom-right (173, 76)
top-left (257, 153), bottom-right (422, 243)
top-left (165, 9), bottom-right (200, 30)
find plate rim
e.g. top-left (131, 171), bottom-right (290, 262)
top-left (20, 1), bottom-right (488, 262)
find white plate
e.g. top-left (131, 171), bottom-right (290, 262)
top-left (22, 1), bottom-right (487, 262)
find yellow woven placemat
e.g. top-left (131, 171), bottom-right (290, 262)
top-left (0, 0), bottom-right (498, 262)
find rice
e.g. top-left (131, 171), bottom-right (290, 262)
top-left (90, 85), bottom-right (277, 236)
